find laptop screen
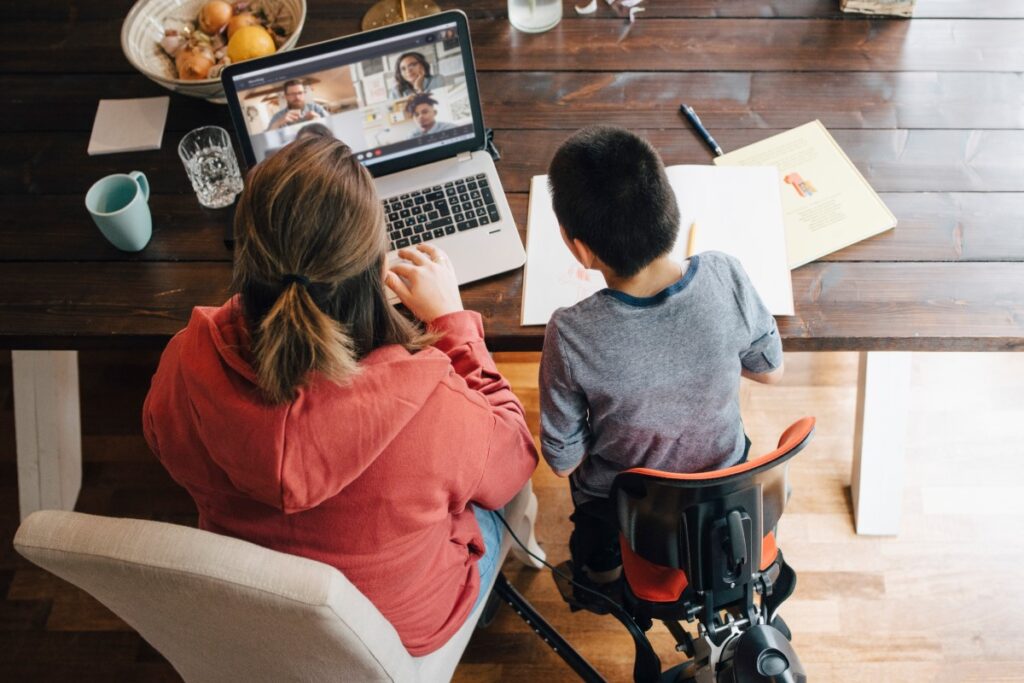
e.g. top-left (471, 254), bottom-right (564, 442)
top-left (223, 13), bottom-right (481, 175)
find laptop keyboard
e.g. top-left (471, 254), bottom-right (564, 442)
top-left (383, 173), bottom-right (501, 251)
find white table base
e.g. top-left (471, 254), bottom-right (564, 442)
top-left (850, 351), bottom-right (912, 535)
top-left (13, 350), bottom-right (82, 520)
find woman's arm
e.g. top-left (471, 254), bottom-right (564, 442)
top-left (387, 244), bottom-right (538, 508)
top-left (430, 310), bottom-right (538, 508)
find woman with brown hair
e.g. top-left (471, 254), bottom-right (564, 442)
top-left (390, 51), bottom-right (445, 99)
top-left (142, 135), bottom-right (537, 655)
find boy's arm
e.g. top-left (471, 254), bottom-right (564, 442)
top-left (742, 360), bottom-right (785, 385)
top-left (539, 320), bottom-right (590, 479)
top-left (728, 256), bottom-right (785, 382)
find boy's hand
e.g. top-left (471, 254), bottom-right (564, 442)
top-left (386, 244), bottom-right (464, 323)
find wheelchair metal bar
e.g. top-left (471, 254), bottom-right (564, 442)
top-left (492, 573), bottom-right (607, 683)
top-left (607, 605), bottom-right (665, 683)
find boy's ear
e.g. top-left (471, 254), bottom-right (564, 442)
top-left (573, 236), bottom-right (598, 266)
top-left (559, 225), bottom-right (595, 268)
top-left (571, 238), bottom-right (596, 269)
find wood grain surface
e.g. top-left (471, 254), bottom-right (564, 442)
top-left (0, 2), bottom-right (1022, 353)
top-left (3, 350), bottom-right (1024, 680)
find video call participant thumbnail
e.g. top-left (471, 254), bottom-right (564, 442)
top-left (267, 80), bottom-right (328, 131)
top-left (390, 52), bottom-right (446, 99)
top-left (406, 93), bottom-right (456, 139)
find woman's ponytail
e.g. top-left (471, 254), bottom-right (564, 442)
top-left (232, 135), bottom-right (434, 405)
top-left (253, 281), bottom-right (359, 404)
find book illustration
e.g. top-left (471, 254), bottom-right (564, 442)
top-left (783, 172), bottom-right (816, 198)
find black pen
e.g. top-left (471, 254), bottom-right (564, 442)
top-left (680, 104), bottom-right (724, 157)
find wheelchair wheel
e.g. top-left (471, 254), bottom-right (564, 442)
top-left (770, 615), bottom-right (792, 641)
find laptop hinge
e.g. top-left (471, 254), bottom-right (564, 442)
top-left (457, 151), bottom-right (473, 163)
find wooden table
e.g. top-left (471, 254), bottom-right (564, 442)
top-left (2, 1), bottom-right (1023, 532)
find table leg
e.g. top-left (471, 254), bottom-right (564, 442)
top-left (851, 351), bottom-right (912, 535)
top-left (12, 351), bottom-right (82, 521)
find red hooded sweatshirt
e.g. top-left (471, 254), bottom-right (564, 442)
top-left (142, 298), bottom-right (538, 655)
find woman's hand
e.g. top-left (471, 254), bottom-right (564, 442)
top-left (386, 244), bottom-right (463, 323)
top-left (413, 73), bottom-right (426, 92)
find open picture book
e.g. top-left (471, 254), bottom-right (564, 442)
top-left (714, 120), bottom-right (897, 268)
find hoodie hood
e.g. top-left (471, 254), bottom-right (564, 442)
top-left (173, 298), bottom-right (451, 513)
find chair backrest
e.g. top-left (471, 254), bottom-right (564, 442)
top-left (13, 510), bottom-right (417, 683)
top-left (612, 418), bottom-right (814, 604)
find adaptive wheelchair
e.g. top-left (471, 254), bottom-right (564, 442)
top-left (493, 417), bottom-right (815, 683)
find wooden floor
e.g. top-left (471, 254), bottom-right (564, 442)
top-left (2, 349), bottom-right (1024, 681)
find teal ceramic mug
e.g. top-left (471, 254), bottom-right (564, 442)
top-left (85, 171), bottom-right (152, 252)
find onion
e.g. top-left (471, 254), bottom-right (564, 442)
top-left (199, 1), bottom-right (233, 34)
top-left (176, 46), bottom-right (215, 80)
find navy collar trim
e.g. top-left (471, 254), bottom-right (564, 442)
top-left (601, 256), bottom-right (700, 308)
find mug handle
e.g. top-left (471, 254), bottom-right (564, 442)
top-left (129, 171), bottom-right (150, 202)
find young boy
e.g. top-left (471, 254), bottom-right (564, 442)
top-left (540, 126), bottom-right (784, 608)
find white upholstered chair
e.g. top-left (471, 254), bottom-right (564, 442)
top-left (13, 482), bottom-right (545, 683)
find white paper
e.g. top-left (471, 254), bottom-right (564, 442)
top-left (88, 97), bottom-right (170, 156)
top-left (521, 176), bottom-right (606, 325)
top-left (521, 166), bottom-right (794, 326)
top-left (664, 166), bottom-right (794, 316)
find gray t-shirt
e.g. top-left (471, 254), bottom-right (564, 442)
top-left (409, 120), bottom-right (457, 138)
top-left (539, 252), bottom-right (783, 503)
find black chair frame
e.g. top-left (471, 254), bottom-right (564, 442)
top-left (492, 418), bottom-right (814, 683)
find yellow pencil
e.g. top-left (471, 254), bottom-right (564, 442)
top-left (686, 221), bottom-right (697, 257)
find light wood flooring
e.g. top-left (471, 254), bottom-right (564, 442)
top-left (1, 350), bottom-right (1023, 682)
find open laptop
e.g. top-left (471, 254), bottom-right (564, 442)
top-left (222, 10), bottom-right (525, 286)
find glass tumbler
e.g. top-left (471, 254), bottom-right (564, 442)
top-left (178, 126), bottom-right (244, 209)
top-left (508, 0), bottom-right (562, 33)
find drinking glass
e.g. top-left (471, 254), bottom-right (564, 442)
top-left (508, 0), bottom-right (562, 33)
top-left (178, 126), bottom-right (244, 209)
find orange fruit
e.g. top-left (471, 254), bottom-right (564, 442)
top-left (226, 26), bottom-right (276, 63)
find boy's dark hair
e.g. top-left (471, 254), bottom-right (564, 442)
top-left (405, 92), bottom-right (438, 114)
top-left (548, 126), bottom-right (679, 278)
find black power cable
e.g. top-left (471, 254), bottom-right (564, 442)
top-left (493, 510), bottom-right (636, 623)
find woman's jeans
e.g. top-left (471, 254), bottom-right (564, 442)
top-left (470, 505), bottom-right (505, 612)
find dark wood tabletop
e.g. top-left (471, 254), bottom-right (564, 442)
top-left (2, 0), bottom-right (1023, 352)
